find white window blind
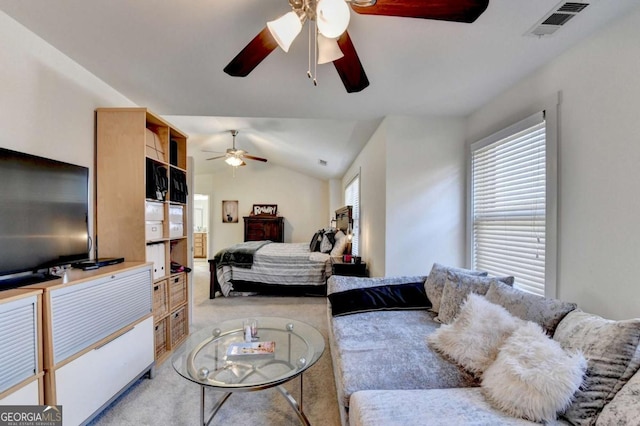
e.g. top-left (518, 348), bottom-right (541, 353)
top-left (471, 113), bottom-right (546, 296)
top-left (345, 174), bottom-right (360, 256)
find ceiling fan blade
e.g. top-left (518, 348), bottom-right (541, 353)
top-left (224, 27), bottom-right (278, 77)
top-left (350, 0), bottom-right (489, 23)
top-left (243, 154), bottom-right (268, 163)
top-left (333, 32), bottom-right (369, 93)
top-left (206, 155), bottom-right (227, 161)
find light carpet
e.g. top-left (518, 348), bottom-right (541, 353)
top-left (89, 260), bottom-right (341, 425)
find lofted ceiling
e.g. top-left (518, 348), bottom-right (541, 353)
top-left (1, 0), bottom-right (638, 179)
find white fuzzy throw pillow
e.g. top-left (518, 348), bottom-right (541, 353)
top-left (427, 293), bottom-right (523, 376)
top-left (482, 321), bottom-right (587, 423)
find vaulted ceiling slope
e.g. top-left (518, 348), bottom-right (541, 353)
top-left (1, 0), bottom-right (637, 179)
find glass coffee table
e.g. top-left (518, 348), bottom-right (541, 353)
top-left (172, 317), bottom-right (325, 426)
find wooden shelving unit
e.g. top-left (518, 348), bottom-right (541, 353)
top-left (95, 107), bottom-right (190, 365)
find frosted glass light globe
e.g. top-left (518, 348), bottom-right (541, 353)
top-left (316, 0), bottom-right (350, 39)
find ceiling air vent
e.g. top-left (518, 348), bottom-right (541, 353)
top-left (525, 1), bottom-right (590, 37)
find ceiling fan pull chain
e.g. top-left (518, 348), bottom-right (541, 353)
top-left (307, 19), bottom-right (312, 79)
top-left (313, 21), bottom-right (318, 86)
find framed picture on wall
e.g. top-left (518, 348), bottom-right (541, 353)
top-left (222, 200), bottom-right (238, 223)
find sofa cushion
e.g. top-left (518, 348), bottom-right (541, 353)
top-left (596, 362), bottom-right (640, 426)
top-left (485, 281), bottom-right (577, 335)
top-left (428, 293), bottom-right (523, 376)
top-left (553, 310), bottom-right (640, 426)
top-left (328, 282), bottom-right (431, 317)
top-left (329, 309), bottom-right (477, 408)
top-left (424, 263), bottom-right (487, 313)
top-left (436, 273), bottom-right (514, 324)
top-left (349, 389), bottom-right (546, 426)
top-left (482, 321), bottom-right (587, 423)
top-left (328, 275), bottom-right (427, 296)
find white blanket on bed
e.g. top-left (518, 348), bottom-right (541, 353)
top-left (216, 242), bottom-right (331, 296)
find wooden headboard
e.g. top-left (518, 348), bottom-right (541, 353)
top-left (335, 206), bottom-right (352, 233)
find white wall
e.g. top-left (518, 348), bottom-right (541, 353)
top-left (195, 164), bottom-right (329, 255)
top-left (343, 121), bottom-right (387, 277)
top-left (466, 7), bottom-right (640, 320)
top-left (0, 11), bottom-right (136, 255)
top-left (385, 116), bottom-right (467, 276)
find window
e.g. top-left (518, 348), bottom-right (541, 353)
top-left (345, 174), bottom-right (360, 255)
top-left (470, 112), bottom-right (552, 296)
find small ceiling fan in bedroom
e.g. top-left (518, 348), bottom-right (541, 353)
top-left (224, 0), bottom-right (490, 93)
top-left (204, 130), bottom-right (268, 167)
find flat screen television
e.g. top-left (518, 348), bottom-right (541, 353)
top-left (0, 147), bottom-right (90, 289)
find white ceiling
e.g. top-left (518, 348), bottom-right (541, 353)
top-left (1, 0), bottom-right (638, 179)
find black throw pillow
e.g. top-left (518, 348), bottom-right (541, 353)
top-left (309, 230), bottom-right (323, 252)
top-left (328, 282), bottom-right (431, 317)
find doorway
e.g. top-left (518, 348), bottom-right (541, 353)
top-left (193, 194), bottom-right (210, 260)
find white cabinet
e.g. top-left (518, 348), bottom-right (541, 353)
top-left (55, 317), bottom-right (153, 426)
top-left (32, 262), bottom-right (154, 426)
top-left (0, 289), bottom-right (43, 405)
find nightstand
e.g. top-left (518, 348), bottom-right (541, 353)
top-left (331, 257), bottom-right (368, 277)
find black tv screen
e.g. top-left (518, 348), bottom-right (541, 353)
top-left (0, 147), bottom-right (90, 282)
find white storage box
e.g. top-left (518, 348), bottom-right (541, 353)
top-left (145, 221), bottom-right (163, 240)
top-left (169, 222), bottom-right (184, 238)
top-left (146, 243), bottom-right (166, 280)
top-left (145, 201), bottom-right (164, 221)
top-left (169, 205), bottom-right (183, 224)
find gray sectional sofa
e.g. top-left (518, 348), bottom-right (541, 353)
top-left (327, 265), bottom-right (640, 426)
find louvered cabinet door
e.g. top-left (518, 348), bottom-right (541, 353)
top-left (48, 267), bottom-right (152, 365)
top-left (0, 290), bottom-right (42, 404)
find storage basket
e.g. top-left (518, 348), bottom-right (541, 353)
top-left (153, 279), bottom-right (168, 317)
top-left (169, 274), bottom-right (187, 310)
top-left (154, 318), bottom-right (168, 360)
top-left (170, 306), bottom-right (188, 347)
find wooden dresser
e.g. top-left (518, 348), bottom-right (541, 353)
top-left (243, 216), bottom-right (284, 242)
top-left (194, 232), bottom-right (207, 258)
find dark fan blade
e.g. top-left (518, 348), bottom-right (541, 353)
top-left (243, 154), bottom-right (268, 163)
top-left (351, 0), bottom-right (489, 23)
top-left (333, 32), bottom-right (369, 93)
top-left (224, 27), bottom-right (278, 77)
top-left (206, 155), bottom-right (227, 161)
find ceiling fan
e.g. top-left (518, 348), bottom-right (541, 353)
top-left (205, 130), bottom-right (268, 167)
top-left (224, 0), bottom-right (490, 93)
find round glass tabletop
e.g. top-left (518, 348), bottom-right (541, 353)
top-left (172, 317), bottom-right (325, 391)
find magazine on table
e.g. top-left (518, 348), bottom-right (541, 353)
top-left (226, 341), bottom-right (276, 359)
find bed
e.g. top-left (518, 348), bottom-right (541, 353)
top-left (208, 206), bottom-right (352, 298)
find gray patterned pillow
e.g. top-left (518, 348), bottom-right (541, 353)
top-left (485, 281), bottom-right (577, 336)
top-left (436, 273), bottom-right (514, 324)
top-left (596, 366), bottom-right (640, 426)
top-left (553, 310), bottom-right (640, 426)
top-left (424, 263), bottom-right (488, 313)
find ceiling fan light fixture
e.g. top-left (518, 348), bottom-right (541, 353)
top-left (267, 11), bottom-right (304, 52)
top-left (317, 33), bottom-right (344, 64)
top-left (225, 156), bottom-right (244, 167)
top-left (316, 0), bottom-right (350, 39)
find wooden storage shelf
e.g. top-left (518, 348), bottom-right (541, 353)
top-left (96, 107), bottom-right (190, 366)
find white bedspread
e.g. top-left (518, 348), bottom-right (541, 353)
top-left (216, 242), bottom-right (331, 296)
